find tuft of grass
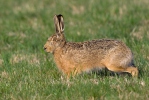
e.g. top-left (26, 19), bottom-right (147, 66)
top-left (0, 0), bottom-right (149, 100)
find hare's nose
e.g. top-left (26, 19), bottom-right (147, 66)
top-left (44, 47), bottom-right (47, 50)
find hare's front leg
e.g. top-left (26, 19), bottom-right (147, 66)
top-left (63, 67), bottom-right (81, 79)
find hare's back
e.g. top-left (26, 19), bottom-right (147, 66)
top-left (64, 39), bottom-right (130, 53)
top-left (63, 39), bottom-right (131, 60)
top-left (83, 39), bottom-right (121, 50)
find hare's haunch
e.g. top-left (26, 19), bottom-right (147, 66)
top-left (44, 14), bottom-right (138, 78)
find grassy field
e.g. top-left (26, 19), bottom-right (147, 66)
top-left (0, 0), bottom-right (149, 100)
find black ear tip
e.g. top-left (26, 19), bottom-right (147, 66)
top-left (57, 14), bottom-right (63, 17)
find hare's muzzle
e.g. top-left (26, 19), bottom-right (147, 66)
top-left (43, 47), bottom-right (47, 50)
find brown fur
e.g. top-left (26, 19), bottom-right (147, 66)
top-left (44, 14), bottom-right (138, 78)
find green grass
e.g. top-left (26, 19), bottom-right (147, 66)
top-left (0, 0), bottom-right (149, 100)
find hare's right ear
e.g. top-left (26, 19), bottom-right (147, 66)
top-left (54, 14), bottom-right (64, 33)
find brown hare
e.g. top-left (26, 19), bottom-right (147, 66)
top-left (44, 14), bottom-right (138, 78)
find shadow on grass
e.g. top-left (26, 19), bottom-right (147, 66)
top-left (85, 68), bottom-right (139, 78)
top-left (89, 68), bottom-right (146, 79)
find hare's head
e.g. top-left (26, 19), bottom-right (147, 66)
top-left (44, 14), bottom-right (65, 53)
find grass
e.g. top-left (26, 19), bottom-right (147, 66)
top-left (0, 0), bottom-right (149, 99)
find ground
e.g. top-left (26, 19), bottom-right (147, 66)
top-left (0, 0), bottom-right (149, 100)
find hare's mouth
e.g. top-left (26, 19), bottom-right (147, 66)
top-left (43, 47), bottom-right (48, 52)
top-left (44, 47), bottom-right (47, 50)
top-left (43, 47), bottom-right (53, 53)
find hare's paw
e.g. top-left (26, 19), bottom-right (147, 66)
top-left (127, 67), bottom-right (138, 77)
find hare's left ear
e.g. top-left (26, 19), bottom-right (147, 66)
top-left (54, 14), bottom-right (64, 33)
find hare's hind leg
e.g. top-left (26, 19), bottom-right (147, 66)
top-left (105, 65), bottom-right (126, 73)
top-left (125, 66), bottom-right (138, 77)
top-left (105, 64), bottom-right (138, 77)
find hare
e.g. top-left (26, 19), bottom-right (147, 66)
top-left (44, 14), bottom-right (138, 78)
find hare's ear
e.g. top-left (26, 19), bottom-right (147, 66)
top-left (54, 14), bottom-right (64, 33)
